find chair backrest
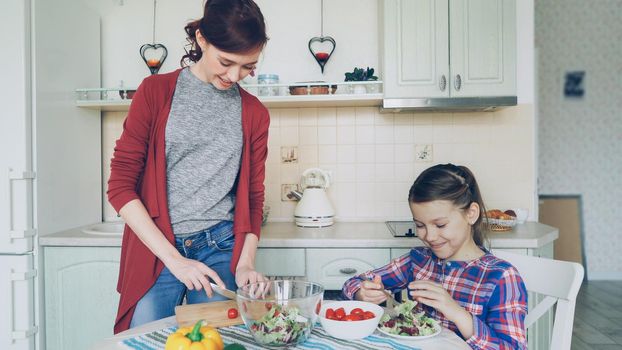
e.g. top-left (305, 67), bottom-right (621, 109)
top-left (493, 251), bottom-right (584, 350)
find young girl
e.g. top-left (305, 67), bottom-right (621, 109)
top-left (108, 0), bottom-right (270, 333)
top-left (342, 163), bottom-right (528, 349)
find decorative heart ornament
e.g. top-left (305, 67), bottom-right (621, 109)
top-left (140, 43), bottom-right (168, 75)
top-left (308, 36), bottom-right (336, 73)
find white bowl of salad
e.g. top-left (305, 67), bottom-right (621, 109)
top-left (377, 300), bottom-right (441, 339)
top-left (318, 300), bottom-right (384, 340)
top-left (236, 280), bottom-right (324, 348)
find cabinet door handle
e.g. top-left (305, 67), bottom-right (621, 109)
top-left (439, 75), bottom-right (447, 91)
top-left (339, 267), bottom-right (357, 275)
top-left (454, 74), bottom-right (462, 91)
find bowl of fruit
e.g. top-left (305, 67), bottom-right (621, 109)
top-left (236, 280), bottom-right (324, 348)
top-left (318, 300), bottom-right (383, 340)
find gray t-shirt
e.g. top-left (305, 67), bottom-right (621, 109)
top-left (165, 68), bottom-right (243, 236)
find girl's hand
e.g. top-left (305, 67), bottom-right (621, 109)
top-left (355, 275), bottom-right (388, 304)
top-left (409, 280), bottom-right (469, 322)
top-left (166, 255), bottom-right (226, 297)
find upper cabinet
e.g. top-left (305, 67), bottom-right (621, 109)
top-left (382, 0), bottom-right (516, 99)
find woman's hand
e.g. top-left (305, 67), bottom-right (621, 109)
top-left (235, 264), bottom-right (267, 287)
top-left (166, 255), bottom-right (226, 297)
top-left (355, 275), bottom-right (388, 304)
top-left (409, 280), bottom-right (473, 337)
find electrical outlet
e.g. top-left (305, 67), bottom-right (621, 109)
top-left (415, 144), bottom-right (433, 162)
top-left (281, 184), bottom-right (300, 201)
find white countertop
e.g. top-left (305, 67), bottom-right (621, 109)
top-left (40, 221), bottom-right (558, 249)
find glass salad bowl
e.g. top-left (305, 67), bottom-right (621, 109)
top-left (236, 280), bottom-right (324, 348)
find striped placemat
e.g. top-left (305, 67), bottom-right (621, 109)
top-left (120, 324), bottom-right (421, 350)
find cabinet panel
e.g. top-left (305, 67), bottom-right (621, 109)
top-left (256, 248), bottom-right (305, 277)
top-left (44, 247), bottom-right (121, 350)
top-left (450, 0), bottom-right (516, 96)
top-left (390, 248), bottom-right (411, 259)
top-left (383, 0), bottom-right (449, 98)
top-left (306, 249), bottom-right (390, 290)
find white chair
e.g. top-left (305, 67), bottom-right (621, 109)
top-left (493, 251), bottom-right (584, 350)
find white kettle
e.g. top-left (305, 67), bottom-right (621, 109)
top-left (293, 168), bottom-right (335, 227)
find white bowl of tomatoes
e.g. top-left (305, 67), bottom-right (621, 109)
top-left (319, 300), bottom-right (384, 340)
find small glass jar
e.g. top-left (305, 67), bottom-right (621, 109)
top-left (258, 74), bottom-right (279, 96)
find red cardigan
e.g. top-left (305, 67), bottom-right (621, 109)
top-left (107, 69), bottom-right (269, 334)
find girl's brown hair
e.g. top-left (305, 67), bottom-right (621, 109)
top-left (181, 0), bottom-right (268, 66)
top-left (408, 163), bottom-right (489, 247)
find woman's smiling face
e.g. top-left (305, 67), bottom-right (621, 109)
top-left (194, 29), bottom-right (260, 90)
top-left (410, 199), bottom-right (480, 261)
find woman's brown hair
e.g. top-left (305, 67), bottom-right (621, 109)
top-left (181, 0), bottom-right (268, 66)
top-left (408, 163), bottom-right (489, 248)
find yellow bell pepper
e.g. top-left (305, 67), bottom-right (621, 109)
top-left (165, 320), bottom-right (223, 350)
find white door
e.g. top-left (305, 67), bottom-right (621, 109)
top-left (0, 254), bottom-right (36, 350)
top-left (0, 0), bottom-right (36, 255)
top-left (382, 0), bottom-right (449, 99)
top-left (449, 0), bottom-right (516, 97)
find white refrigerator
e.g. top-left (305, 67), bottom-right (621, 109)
top-left (1, 1), bottom-right (38, 349)
top-left (1, 1), bottom-right (101, 349)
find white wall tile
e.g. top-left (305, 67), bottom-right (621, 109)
top-left (299, 126), bottom-right (318, 145)
top-left (336, 107), bottom-right (356, 125)
top-left (317, 108), bottom-right (337, 126)
top-left (337, 126), bottom-right (356, 145)
top-left (375, 125), bottom-right (394, 144)
top-left (375, 164), bottom-right (395, 183)
top-left (356, 145), bottom-right (375, 163)
top-left (317, 126), bottom-right (337, 145)
top-left (394, 124), bottom-right (414, 144)
top-left (279, 108), bottom-right (299, 126)
top-left (394, 144), bottom-right (415, 163)
top-left (298, 145), bottom-right (318, 164)
top-left (355, 107), bottom-right (375, 125)
top-left (299, 108), bottom-right (318, 126)
top-left (356, 164), bottom-right (376, 182)
top-left (375, 145), bottom-right (395, 164)
top-left (356, 126), bottom-right (375, 144)
top-left (337, 145), bottom-right (356, 164)
top-left (336, 163), bottom-right (356, 182)
top-left (318, 145), bottom-right (337, 163)
top-left (280, 126), bottom-right (299, 146)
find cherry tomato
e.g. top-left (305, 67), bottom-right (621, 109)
top-left (350, 308), bottom-right (364, 316)
top-left (363, 311), bottom-right (376, 319)
top-left (344, 314), bottom-right (359, 321)
top-left (335, 307), bottom-right (346, 320)
top-left (227, 307), bottom-right (238, 319)
top-left (325, 308), bottom-right (335, 319)
top-left (265, 303), bottom-right (273, 310)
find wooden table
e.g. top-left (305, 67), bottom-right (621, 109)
top-left (90, 315), bottom-right (471, 350)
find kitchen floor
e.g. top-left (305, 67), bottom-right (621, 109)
top-left (572, 281), bottom-right (622, 349)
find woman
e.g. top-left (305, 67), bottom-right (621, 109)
top-left (108, 0), bottom-right (270, 333)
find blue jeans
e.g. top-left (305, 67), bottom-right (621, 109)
top-left (130, 221), bottom-right (237, 328)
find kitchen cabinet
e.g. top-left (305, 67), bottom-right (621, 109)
top-left (381, 0), bottom-right (516, 99)
top-left (306, 249), bottom-right (390, 290)
top-left (255, 248), bottom-right (306, 277)
top-left (44, 247), bottom-right (121, 350)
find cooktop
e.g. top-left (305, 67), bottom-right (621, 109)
top-left (385, 221), bottom-right (417, 237)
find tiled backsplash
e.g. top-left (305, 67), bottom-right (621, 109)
top-left (102, 105), bottom-right (535, 223)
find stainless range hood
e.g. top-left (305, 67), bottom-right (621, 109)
top-left (381, 96), bottom-right (517, 113)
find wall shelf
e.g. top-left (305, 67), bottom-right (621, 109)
top-left (75, 81), bottom-right (384, 111)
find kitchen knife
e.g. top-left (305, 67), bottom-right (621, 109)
top-left (210, 282), bottom-right (237, 300)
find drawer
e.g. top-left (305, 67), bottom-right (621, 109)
top-left (256, 248), bottom-right (305, 277)
top-left (306, 249), bottom-right (390, 290)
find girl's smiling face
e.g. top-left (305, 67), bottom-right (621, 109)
top-left (410, 200), bottom-right (482, 261)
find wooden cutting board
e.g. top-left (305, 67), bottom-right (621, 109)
top-left (175, 300), bottom-right (244, 328)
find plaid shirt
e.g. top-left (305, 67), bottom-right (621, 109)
top-left (342, 247), bottom-right (528, 349)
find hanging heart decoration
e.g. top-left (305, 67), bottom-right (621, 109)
top-left (140, 43), bottom-right (168, 75)
top-left (308, 36), bottom-right (336, 73)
